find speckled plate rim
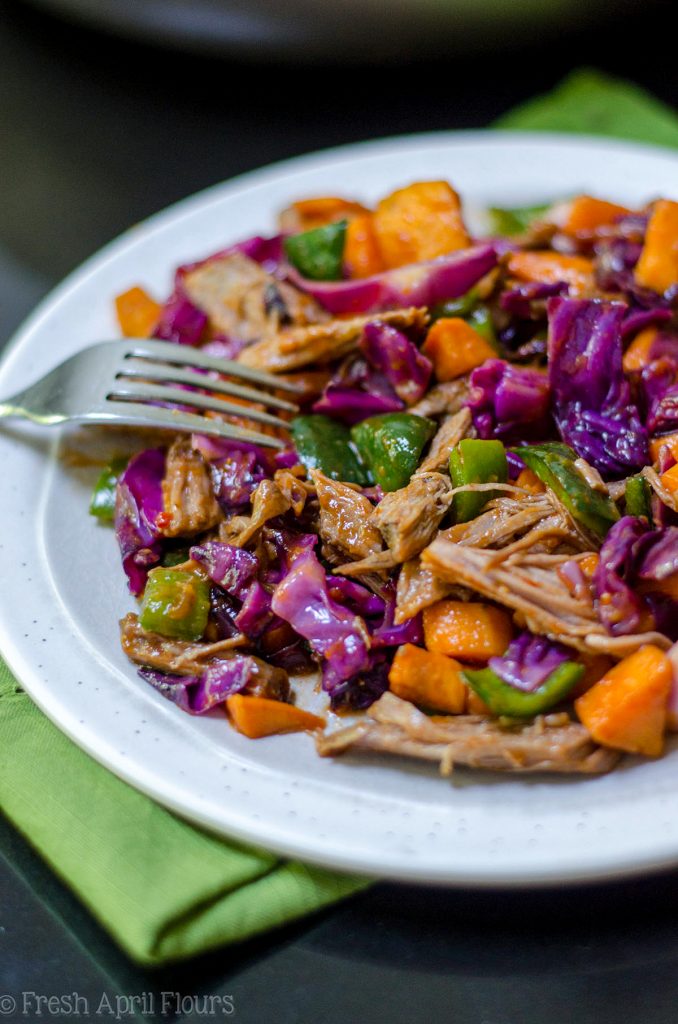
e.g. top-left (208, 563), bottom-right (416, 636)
top-left (3, 131), bottom-right (678, 887)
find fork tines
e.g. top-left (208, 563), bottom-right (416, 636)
top-left (106, 338), bottom-right (300, 448)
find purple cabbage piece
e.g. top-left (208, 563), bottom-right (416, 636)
top-left (547, 297), bottom-right (648, 476)
top-left (177, 234), bottom-right (286, 280)
top-left (114, 448), bottom-right (166, 595)
top-left (210, 587), bottom-right (242, 640)
top-left (621, 306), bottom-right (673, 340)
top-left (359, 321), bottom-right (432, 405)
top-left (488, 632), bottom-right (570, 693)
top-left (139, 657), bottom-right (258, 715)
top-left (323, 650), bottom-right (391, 710)
top-left (190, 541), bottom-right (257, 597)
top-left (271, 548), bottom-right (369, 684)
top-left (642, 357), bottom-right (678, 435)
top-left (312, 354), bottom-right (403, 425)
top-left (370, 583), bottom-right (423, 647)
top-left (593, 516), bottom-right (678, 636)
top-left (467, 359), bottom-right (550, 441)
top-left (189, 434), bottom-right (270, 510)
top-left (506, 450), bottom-right (526, 479)
top-left (500, 280), bottom-right (567, 320)
top-left (593, 516), bottom-right (653, 635)
top-left (287, 244), bottom-right (497, 316)
top-left (595, 228), bottom-right (678, 308)
top-left (201, 335), bottom-right (248, 360)
top-left (637, 526), bottom-right (678, 582)
top-left (234, 581), bottom-right (278, 639)
top-left (326, 576), bottom-right (386, 618)
top-left (212, 449), bottom-right (267, 511)
top-left (312, 384), bottom-right (402, 424)
top-left (153, 291), bottom-right (207, 347)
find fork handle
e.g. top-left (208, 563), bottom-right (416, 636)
top-left (0, 395), bottom-right (63, 426)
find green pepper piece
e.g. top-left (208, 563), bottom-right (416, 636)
top-left (89, 456), bottom-right (129, 523)
top-left (462, 661), bottom-right (584, 718)
top-left (351, 413), bottom-right (436, 492)
top-left (291, 414), bottom-right (370, 485)
top-left (467, 305), bottom-right (498, 349)
top-left (430, 287), bottom-right (479, 322)
top-left (161, 546), bottom-right (191, 568)
top-left (283, 220), bottom-right (348, 281)
top-left (625, 474), bottom-right (652, 520)
top-left (487, 203), bottom-right (551, 237)
top-left (449, 439), bottom-right (508, 523)
top-left (140, 568), bottom-right (211, 641)
top-left (513, 442), bottom-right (620, 537)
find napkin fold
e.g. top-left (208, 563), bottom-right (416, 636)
top-left (0, 663), bottom-right (367, 965)
top-left (2, 67), bottom-right (677, 966)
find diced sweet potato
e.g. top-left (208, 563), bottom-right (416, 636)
top-left (115, 286), bottom-right (161, 338)
top-left (465, 688), bottom-right (492, 715)
top-left (574, 645), bottom-right (672, 757)
top-left (650, 433), bottom-right (678, 463)
top-left (660, 463), bottom-right (678, 494)
top-left (560, 195), bottom-right (630, 235)
top-left (226, 695), bottom-right (325, 739)
top-left (515, 467), bottom-right (545, 494)
top-left (288, 196), bottom-right (369, 231)
top-left (421, 317), bottom-right (496, 381)
top-left (423, 600), bottom-right (513, 661)
top-left (622, 327), bottom-right (658, 373)
top-left (344, 213), bottom-right (384, 279)
top-left (635, 199), bottom-right (678, 295)
top-left (389, 643), bottom-right (467, 713)
top-left (507, 251), bottom-right (594, 297)
top-left (373, 181), bottom-right (470, 269)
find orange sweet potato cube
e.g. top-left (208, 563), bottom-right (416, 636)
top-left (389, 643), bottom-right (467, 714)
top-left (574, 645), bottom-right (672, 757)
top-left (635, 199), bottom-right (678, 295)
top-left (421, 317), bottom-right (496, 381)
top-left (373, 181), bottom-right (470, 269)
top-left (423, 600), bottom-right (513, 661)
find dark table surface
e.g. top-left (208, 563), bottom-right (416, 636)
top-left (3, 2), bottom-right (678, 1020)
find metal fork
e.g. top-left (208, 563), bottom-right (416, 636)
top-left (0, 338), bottom-right (299, 448)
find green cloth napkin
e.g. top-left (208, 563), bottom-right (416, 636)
top-left (2, 67), bottom-right (678, 967)
top-left (496, 68), bottom-right (678, 147)
top-left (0, 662), bottom-right (368, 965)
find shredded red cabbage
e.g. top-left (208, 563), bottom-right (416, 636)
top-left (271, 548), bottom-right (370, 688)
top-left (488, 632), bottom-right (570, 692)
top-left (359, 321), bottom-right (432, 405)
top-left (153, 291), bottom-right (208, 347)
top-left (190, 541), bottom-right (257, 597)
top-left (547, 297), bottom-right (648, 476)
top-left (287, 244), bottom-right (497, 315)
top-left (138, 657), bottom-right (262, 714)
top-left (114, 448), bottom-right (166, 595)
top-left (312, 354), bottom-right (403, 424)
top-left (467, 359), bottom-right (550, 441)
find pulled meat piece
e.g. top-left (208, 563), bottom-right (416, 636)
top-left (408, 378), bottom-right (469, 418)
top-left (237, 307), bottom-right (429, 372)
top-left (418, 408), bottom-right (471, 472)
top-left (120, 613), bottom-right (289, 699)
top-left (371, 472), bottom-right (453, 563)
top-left (395, 557), bottom-right (458, 623)
top-left (311, 469), bottom-right (383, 563)
top-left (161, 437), bottom-right (223, 537)
top-left (421, 536), bottom-right (614, 653)
top-left (183, 253), bottom-right (327, 340)
top-left (317, 692), bottom-right (619, 774)
top-left (223, 478), bottom-right (295, 548)
top-left (273, 468), bottom-right (310, 516)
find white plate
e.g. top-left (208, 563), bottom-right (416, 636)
top-left (3, 131), bottom-right (678, 887)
